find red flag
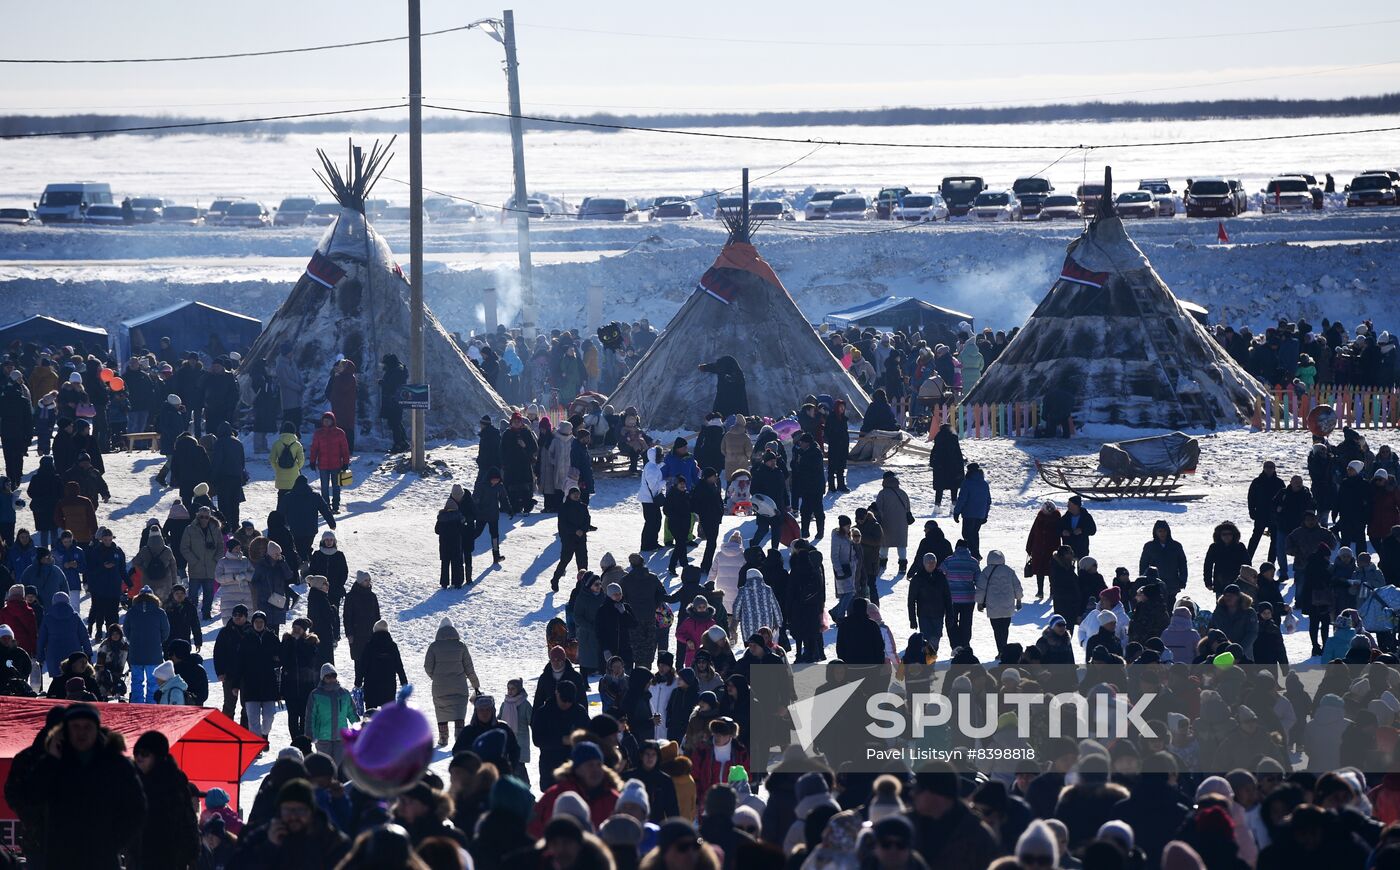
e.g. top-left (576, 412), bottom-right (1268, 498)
top-left (1217, 222), bottom-right (1230, 244)
top-left (305, 250), bottom-right (346, 289)
top-left (1059, 256), bottom-right (1110, 288)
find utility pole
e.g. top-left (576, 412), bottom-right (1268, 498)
top-left (408, 0), bottom-right (426, 471)
top-left (502, 9), bottom-right (537, 339)
top-left (741, 167), bottom-right (749, 225)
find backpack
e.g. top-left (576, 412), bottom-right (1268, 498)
top-left (277, 440), bottom-right (298, 469)
top-left (144, 551), bottom-right (168, 582)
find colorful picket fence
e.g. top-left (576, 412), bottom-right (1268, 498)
top-left (1252, 386), bottom-right (1400, 432)
top-left (888, 397), bottom-right (1048, 440)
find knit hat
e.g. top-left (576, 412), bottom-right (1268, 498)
top-left (475, 694), bottom-right (496, 709)
top-left (1099, 586), bottom-right (1121, 608)
top-left (193, 482), bottom-right (210, 497)
top-left (277, 746), bottom-right (305, 764)
top-left (599, 814), bottom-right (644, 848)
top-left (795, 771), bottom-right (829, 801)
top-left (1098, 820), bottom-right (1135, 852)
top-left (5, 584), bottom-right (20, 601)
top-left (618, 778), bottom-right (650, 816)
top-left (153, 661), bottom-right (175, 683)
top-left (63, 703), bottom-right (100, 726)
top-left (600, 552), bottom-right (617, 570)
top-left (306, 575), bottom-right (329, 592)
top-left (320, 663), bottom-right (337, 679)
top-left (304, 753), bottom-right (337, 780)
top-left (570, 741), bottom-right (604, 767)
top-left (1017, 819), bottom-right (1060, 865)
top-left (489, 775), bottom-right (535, 822)
top-left (372, 619), bottom-right (388, 633)
top-left (552, 792), bottom-right (592, 830)
top-left (473, 729), bottom-right (509, 764)
top-left (204, 787), bottom-right (230, 810)
top-left (605, 582), bottom-right (622, 598)
top-left (1349, 460), bottom-right (1366, 474)
top-left (277, 778), bottom-right (316, 809)
top-left (913, 761), bottom-right (960, 798)
top-left (134, 730), bottom-right (170, 758)
top-left (167, 393), bottom-right (181, 406)
top-left (356, 570), bottom-right (372, 586)
top-left (1079, 556), bottom-right (1098, 572)
top-left (746, 568), bottom-right (763, 582)
top-left (656, 819), bottom-right (698, 852)
top-left (0, 626), bottom-right (11, 640)
top-left (265, 540), bottom-right (282, 558)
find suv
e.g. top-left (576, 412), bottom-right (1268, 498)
top-left (874, 187), bottom-right (911, 219)
top-left (161, 205), bottom-right (202, 226)
top-left (803, 190), bottom-right (845, 220)
top-left (1115, 190), bottom-right (1157, 219)
top-left (221, 201), bottom-right (271, 228)
top-left (1282, 172), bottom-right (1324, 209)
top-left (1011, 177), bottom-right (1054, 218)
top-left (1346, 174), bottom-right (1398, 208)
top-left (1038, 194), bottom-right (1082, 220)
top-left (970, 190), bottom-right (1021, 222)
top-left (1184, 179), bottom-right (1237, 217)
top-left (940, 176), bottom-right (986, 217)
top-left (892, 193), bottom-right (948, 222)
top-left (1260, 177), bottom-right (1313, 214)
top-left (827, 195), bottom-right (873, 220)
top-left (127, 197), bottom-right (165, 223)
top-left (275, 196), bottom-right (318, 227)
top-left (750, 200), bottom-right (795, 221)
top-left (1138, 180), bottom-right (1177, 217)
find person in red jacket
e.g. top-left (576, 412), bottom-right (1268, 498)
top-left (0, 583), bottom-right (37, 656)
top-left (308, 411), bottom-right (351, 513)
top-left (326, 359), bottom-right (358, 453)
top-left (528, 740), bottom-right (620, 837)
top-left (690, 716), bottom-right (749, 807)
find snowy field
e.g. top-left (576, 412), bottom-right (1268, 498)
top-left (72, 423), bottom-right (1327, 804)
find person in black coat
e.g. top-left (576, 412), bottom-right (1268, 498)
top-left (434, 497), bottom-right (468, 589)
top-left (1252, 601), bottom-right (1289, 670)
top-left (475, 416), bottom-right (503, 491)
top-left (531, 680), bottom-right (590, 788)
top-left (551, 486), bottom-right (592, 590)
top-left (280, 619), bottom-right (321, 738)
top-left (1139, 520), bottom-right (1188, 596)
top-left (213, 607), bottom-right (249, 722)
top-left (698, 355), bottom-right (748, 417)
top-left (835, 595), bottom-right (885, 664)
top-left (1272, 476), bottom-right (1315, 580)
top-left (236, 613), bottom-right (282, 737)
top-left (906, 554), bottom-right (952, 653)
top-left (1246, 461), bottom-right (1287, 563)
top-left (130, 731), bottom-right (201, 870)
top-left (826, 399), bottom-right (850, 493)
top-left (694, 413), bottom-right (725, 485)
top-left (789, 542), bottom-right (827, 663)
top-left (379, 353), bottom-right (410, 453)
top-left (929, 424), bottom-right (964, 508)
top-left (663, 476), bottom-right (693, 576)
top-left (1336, 460), bottom-right (1372, 555)
top-left (596, 583), bottom-right (638, 667)
top-left (203, 359), bottom-right (240, 434)
top-left (750, 451), bottom-right (789, 549)
top-left (1112, 762), bottom-right (1190, 870)
top-left (0, 378), bottom-right (33, 483)
top-left (210, 422), bottom-right (247, 529)
top-left (500, 414), bottom-right (539, 515)
top-left (910, 520), bottom-right (954, 574)
top-left (356, 622), bottom-right (407, 710)
top-left (691, 468), bottom-right (725, 574)
top-left (1049, 546), bottom-right (1084, 625)
top-left (1058, 497), bottom-right (1097, 558)
top-left (167, 638), bottom-right (209, 706)
top-left (859, 388), bottom-right (899, 433)
top-left (1203, 521), bottom-right (1249, 593)
top-left (531, 646), bottom-right (588, 712)
top-left (168, 432), bottom-right (213, 505)
top-left (790, 434), bottom-right (827, 541)
top-left (1308, 443), bottom-right (1338, 524)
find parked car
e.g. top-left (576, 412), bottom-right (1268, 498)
top-left (423, 196), bottom-right (454, 218)
top-left (874, 186), bottom-right (911, 219)
top-left (274, 196), bottom-right (318, 227)
top-left (205, 197), bottom-right (243, 226)
top-left (1075, 183), bottom-right (1106, 214)
top-left (803, 190), bottom-right (846, 220)
top-left (221, 201), bottom-right (272, 228)
top-left (750, 200), bottom-right (795, 221)
top-left (1363, 169), bottom-right (1400, 183)
top-left (1037, 194), bottom-right (1082, 220)
top-left (126, 197), bottom-right (165, 223)
top-left (1282, 172), bottom-right (1324, 209)
top-left (36, 182), bottom-right (113, 224)
top-left (305, 202), bottom-right (342, 226)
top-left (648, 195), bottom-right (685, 210)
top-left (161, 205), bottom-right (202, 226)
top-left (1260, 177), bottom-right (1313, 214)
top-left (1137, 180), bottom-right (1177, 217)
top-left (714, 196), bottom-right (745, 221)
top-left (826, 194), bottom-right (873, 220)
top-left (380, 206), bottom-right (429, 223)
top-left (1115, 190), bottom-right (1157, 218)
top-left (891, 193), bottom-right (948, 222)
top-left (1184, 178), bottom-right (1237, 217)
top-left (940, 176), bottom-right (986, 217)
top-left (1345, 173), bottom-right (1399, 207)
top-left (0, 207), bottom-right (37, 225)
top-left (437, 203), bottom-right (483, 222)
top-left (82, 204), bottom-right (126, 226)
top-left (577, 197), bottom-right (634, 221)
top-left (653, 201), bottom-right (701, 220)
top-left (970, 190), bottom-right (1022, 222)
top-left (500, 196), bottom-right (548, 221)
top-left (1011, 177), bottom-right (1054, 218)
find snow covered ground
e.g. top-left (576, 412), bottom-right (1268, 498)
top-left (73, 422), bottom-right (1331, 805)
top-left (1, 207), bottom-right (1398, 342)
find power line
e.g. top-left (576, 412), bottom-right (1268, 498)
top-left (420, 103), bottom-right (1400, 151)
top-left (519, 17), bottom-right (1400, 49)
top-left (0, 21), bottom-right (497, 64)
top-left (0, 104), bottom-right (407, 139)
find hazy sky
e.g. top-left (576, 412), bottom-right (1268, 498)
top-left (4, 1), bottom-right (1399, 118)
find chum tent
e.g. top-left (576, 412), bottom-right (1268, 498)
top-left (122, 301), bottom-right (263, 361)
top-left (242, 139), bottom-right (509, 439)
top-left (961, 168), bottom-right (1267, 430)
top-left (825, 296), bottom-right (973, 348)
top-left (0, 315), bottom-right (109, 353)
top-left (0, 696), bottom-right (265, 820)
top-left (609, 205), bottom-right (869, 430)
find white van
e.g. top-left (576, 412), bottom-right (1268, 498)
top-left (36, 182), bottom-right (113, 224)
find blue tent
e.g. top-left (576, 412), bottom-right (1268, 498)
top-left (0, 315), bottom-right (109, 353)
top-left (826, 296), bottom-right (973, 345)
top-left (121, 301), bottom-right (262, 361)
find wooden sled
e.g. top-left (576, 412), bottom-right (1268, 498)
top-left (1033, 458), bottom-right (1205, 503)
top-left (588, 446), bottom-right (639, 477)
top-left (848, 430), bottom-right (915, 464)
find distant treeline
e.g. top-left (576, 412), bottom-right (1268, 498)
top-left (4, 93), bottom-right (1400, 138)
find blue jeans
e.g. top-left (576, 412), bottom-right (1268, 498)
top-left (245, 700), bottom-right (279, 737)
top-left (830, 590), bottom-right (854, 622)
top-left (189, 577), bottom-right (215, 618)
top-left (320, 470), bottom-right (341, 507)
top-left (130, 663), bottom-right (158, 703)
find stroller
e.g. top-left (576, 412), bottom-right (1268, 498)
top-left (1360, 575), bottom-right (1400, 648)
top-left (726, 470), bottom-right (754, 515)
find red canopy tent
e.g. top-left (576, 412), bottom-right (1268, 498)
top-left (0, 697), bottom-right (265, 822)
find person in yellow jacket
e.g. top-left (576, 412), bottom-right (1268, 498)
top-left (269, 421), bottom-right (305, 510)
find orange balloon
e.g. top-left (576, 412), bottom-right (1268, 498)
top-left (109, 377), bottom-right (125, 392)
top-left (99, 368), bottom-right (114, 383)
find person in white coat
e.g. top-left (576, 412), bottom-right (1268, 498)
top-left (708, 530), bottom-right (747, 605)
top-left (639, 446), bottom-right (665, 552)
top-left (975, 550), bottom-right (1023, 659)
top-left (215, 539), bottom-right (256, 618)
